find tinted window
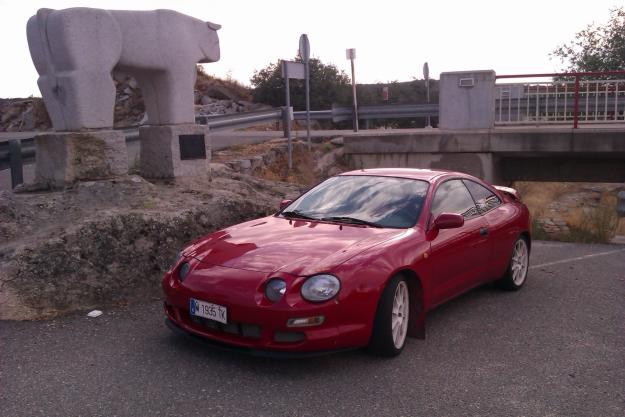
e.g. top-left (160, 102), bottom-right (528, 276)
top-left (431, 180), bottom-right (479, 219)
top-left (463, 180), bottom-right (501, 213)
top-left (283, 175), bottom-right (429, 229)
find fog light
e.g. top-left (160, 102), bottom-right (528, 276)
top-left (286, 316), bottom-right (324, 328)
top-left (265, 278), bottom-right (287, 302)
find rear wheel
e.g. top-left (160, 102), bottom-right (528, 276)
top-left (368, 275), bottom-right (409, 357)
top-left (498, 236), bottom-right (529, 291)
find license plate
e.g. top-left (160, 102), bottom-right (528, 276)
top-left (189, 298), bottom-right (227, 324)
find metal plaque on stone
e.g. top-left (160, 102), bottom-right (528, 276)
top-left (179, 134), bottom-right (207, 160)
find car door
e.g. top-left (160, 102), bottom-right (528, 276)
top-left (427, 179), bottom-right (490, 306)
top-left (463, 179), bottom-right (518, 279)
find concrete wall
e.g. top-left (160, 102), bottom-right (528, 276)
top-left (343, 127), bottom-right (625, 183)
top-left (439, 70), bottom-right (496, 130)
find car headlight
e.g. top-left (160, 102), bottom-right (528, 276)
top-left (178, 262), bottom-right (190, 282)
top-left (265, 278), bottom-right (287, 302)
top-left (301, 274), bottom-right (340, 302)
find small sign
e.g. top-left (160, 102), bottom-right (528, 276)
top-left (459, 78), bottom-right (475, 87)
top-left (346, 48), bottom-right (356, 60)
top-left (281, 60), bottom-right (306, 80)
top-left (179, 134), bottom-right (206, 160)
top-left (299, 34), bottom-right (310, 63)
top-left (382, 86), bottom-right (389, 101)
top-left (423, 62), bottom-right (429, 81)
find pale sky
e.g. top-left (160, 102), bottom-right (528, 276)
top-left (0, 0), bottom-right (621, 98)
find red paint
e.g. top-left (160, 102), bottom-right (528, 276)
top-left (162, 168), bottom-right (530, 353)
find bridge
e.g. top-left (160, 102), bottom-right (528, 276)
top-left (344, 69), bottom-right (625, 183)
top-left (342, 125), bottom-right (625, 184)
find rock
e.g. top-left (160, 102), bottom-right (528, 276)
top-left (330, 137), bottom-right (344, 146)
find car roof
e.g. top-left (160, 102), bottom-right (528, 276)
top-left (339, 168), bottom-right (462, 182)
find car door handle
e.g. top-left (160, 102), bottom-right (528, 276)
top-left (479, 227), bottom-right (489, 236)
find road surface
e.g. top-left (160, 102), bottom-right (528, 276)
top-left (1, 241), bottom-right (624, 417)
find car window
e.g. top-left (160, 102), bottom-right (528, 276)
top-left (283, 175), bottom-right (429, 229)
top-left (463, 180), bottom-right (501, 214)
top-left (431, 179), bottom-right (479, 220)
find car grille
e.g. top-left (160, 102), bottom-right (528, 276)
top-left (188, 314), bottom-right (262, 339)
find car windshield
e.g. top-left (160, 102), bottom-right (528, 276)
top-left (281, 175), bottom-right (429, 228)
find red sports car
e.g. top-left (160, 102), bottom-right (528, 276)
top-left (163, 168), bottom-right (530, 357)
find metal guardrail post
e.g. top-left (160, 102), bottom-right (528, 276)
top-left (9, 139), bottom-right (24, 189)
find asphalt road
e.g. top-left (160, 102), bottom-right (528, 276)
top-left (2, 241), bottom-right (624, 417)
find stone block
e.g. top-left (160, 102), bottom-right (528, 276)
top-left (34, 130), bottom-right (128, 187)
top-left (139, 124), bottom-right (211, 179)
top-left (439, 70), bottom-right (496, 130)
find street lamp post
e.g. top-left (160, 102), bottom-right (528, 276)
top-left (423, 62), bottom-right (431, 128)
top-left (346, 48), bottom-right (358, 132)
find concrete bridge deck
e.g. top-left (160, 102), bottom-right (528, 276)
top-left (343, 125), bottom-right (625, 183)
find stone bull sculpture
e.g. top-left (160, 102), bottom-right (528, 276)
top-left (27, 7), bottom-right (221, 131)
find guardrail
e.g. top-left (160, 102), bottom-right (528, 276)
top-left (1, 103), bottom-right (439, 188)
top-left (495, 71), bottom-right (625, 128)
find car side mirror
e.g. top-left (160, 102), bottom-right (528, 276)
top-left (434, 213), bottom-right (464, 230)
top-left (279, 199), bottom-right (293, 211)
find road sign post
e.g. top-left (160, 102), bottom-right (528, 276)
top-left (281, 59), bottom-right (306, 169)
top-left (299, 34), bottom-right (311, 150)
top-left (282, 60), bottom-right (292, 169)
top-left (346, 48), bottom-right (358, 132)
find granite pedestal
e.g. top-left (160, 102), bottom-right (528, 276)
top-left (139, 124), bottom-right (211, 179)
top-left (34, 130), bottom-right (128, 187)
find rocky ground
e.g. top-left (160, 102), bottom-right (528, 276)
top-left (515, 181), bottom-right (625, 242)
top-left (0, 139), bottom-right (346, 320)
top-left (0, 168), bottom-right (302, 320)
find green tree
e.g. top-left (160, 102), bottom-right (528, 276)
top-left (551, 7), bottom-right (625, 73)
top-left (250, 57), bottom-right (351, 110)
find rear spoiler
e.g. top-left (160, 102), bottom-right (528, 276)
top-left (494, 185), bottom-right (521, 201)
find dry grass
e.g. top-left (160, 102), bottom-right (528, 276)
top-left (514, 182), bottom-right (572, 218)
top-left (515, 181), bottom-right (623, 243)
top-left (256, 146), bottom-right (321, 186)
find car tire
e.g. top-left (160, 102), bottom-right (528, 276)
top-left (498, 235), bottom-right (530, 291)
top-left (367, 275), bottom-right (410, 357)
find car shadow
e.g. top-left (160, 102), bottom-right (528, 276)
top-left (160, 281), bottom-right (518, 376)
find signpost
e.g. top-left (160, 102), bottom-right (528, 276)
top-left (299, 34), bottom-right (311, 150)
top-left (346, 48), bottom-right (358, 132)
top-left (423, 62), bottom-right (431, 128)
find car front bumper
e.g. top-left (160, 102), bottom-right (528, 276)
top-left (162, 266), bottom-right (370, 354)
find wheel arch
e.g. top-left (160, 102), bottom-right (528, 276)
top-left (519, 230), bottom-right (531, 252)
top-left (389, 268), bottom-right (426, 339)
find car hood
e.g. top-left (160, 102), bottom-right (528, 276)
top-left (183, 215), bottom-right (408, 276)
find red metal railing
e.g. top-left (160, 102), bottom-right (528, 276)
top-left (495, 71), bottom-right (625, 128)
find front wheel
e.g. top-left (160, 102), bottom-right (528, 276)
top-left (498, 236), bottom-right (529, 291)
top-left (368, 275), bottom-right (410, 357)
